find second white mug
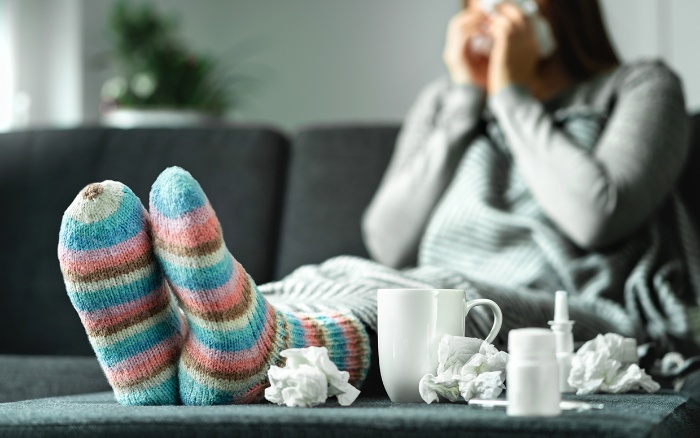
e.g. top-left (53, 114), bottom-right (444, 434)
top-left (377, 289), bottom-right (502, 403)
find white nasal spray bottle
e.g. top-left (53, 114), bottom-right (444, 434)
top-left (548, 291), bottom-right (576, 393)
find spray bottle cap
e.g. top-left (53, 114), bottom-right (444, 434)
top-left (549, 291), bottom-right (574, 326)
top-left (553, 290), bottom-right (569, 322)
top-left (548, 291), bottom-right (575, 354)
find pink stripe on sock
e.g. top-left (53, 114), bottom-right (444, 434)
top-left (79, 283), bottom-right (169, 331)
top-left (151, 202), bottom-right (221, 243)
top-left (107, 334), bottom-right (181, 383)
top-left (151, 202), bottom-right (214, 231)
top-left (301, 317), bottom-right (322, 346)
top-left (185, 302), bottom-right (278, 375)
top-left (329, 312), bottom-right (359, 373)
top-left (155, 215), bottom-right (221, 248)
top-left (58, 230), bottom-right (150, 273)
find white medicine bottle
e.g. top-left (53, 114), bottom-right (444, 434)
top-left (507, 328), bottom-right (561, 417)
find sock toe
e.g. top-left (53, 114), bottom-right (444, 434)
top-left (61, 181), bottom-right (145, 251)
top-left (150, 167), bottom-right (207, 219)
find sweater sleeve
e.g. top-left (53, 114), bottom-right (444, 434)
top-left (488, 62), bottom-right (690, 250)
top-left (361, 77), bottom-right (486, 268)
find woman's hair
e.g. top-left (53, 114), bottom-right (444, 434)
top-left (462, 0), bottom-right (620, 80)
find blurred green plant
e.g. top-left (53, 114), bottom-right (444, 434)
top-left (102, 1), bottom-right (234, 115)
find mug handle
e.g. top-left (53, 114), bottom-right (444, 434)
top-left (464, 298), bottom-right (503, 344)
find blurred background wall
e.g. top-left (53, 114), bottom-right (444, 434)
top-left (1, 0), bottom-right (698, 131)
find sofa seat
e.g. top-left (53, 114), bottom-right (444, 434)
top-left (0, 390), bottom-right (697, 438)
top-left (0, 355), bottom-right (110, 403)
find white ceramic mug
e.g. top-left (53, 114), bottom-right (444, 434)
top-left (377, 289), bottom-right (503, 403)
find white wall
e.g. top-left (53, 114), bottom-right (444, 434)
top-left (3, 0), bottom-right (699, 131)
top-left (601, 0), bottom-right (700, 110)
top-left (80, 0), bottom-right (700, 130)
top-left (3, 0), bottom-right (82, 129)
top-left (667, 0), bottom-right (700, 110)
top-left (0, 0), bottom-right (15, 130)
top-left (81, 0), bottom-right (459, 131)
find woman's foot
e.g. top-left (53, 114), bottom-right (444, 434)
top-left (150, 167), bottom-right (370, 405)
top-left (58, 181), bottom-right (184, 405)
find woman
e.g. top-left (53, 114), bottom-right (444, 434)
top-left (58, 0), bottom-right (697, 406)
top-left (364, 0), bottom-right (698, 350)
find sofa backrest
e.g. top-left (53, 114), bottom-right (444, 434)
top-left (0, 126), bottom-right (288, 355)
top-left (273, 125), bottom-right (398, 279)
top-left (679, 114), bottom-right (700, 223)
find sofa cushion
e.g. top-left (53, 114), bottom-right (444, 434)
top-left (0, 390), bottom-right (697, 437)
top-left (0, 355), bottom-right (110, 403)
top-left (274, 125), bottom-right (398, 279)
top-left (0, 127), bottom-right (288, 355)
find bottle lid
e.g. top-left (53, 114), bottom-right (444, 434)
top-left (508, 328), bottom-right (556, 356)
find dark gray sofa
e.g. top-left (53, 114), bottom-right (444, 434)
top-left (1, 119), bottom-right (700, 437)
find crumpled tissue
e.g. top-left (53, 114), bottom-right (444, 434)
top-left (568, 333), bottom-right (660, 395)
top-left (419, 335), bottom-right (509, 404)
top-left (264, 346), bottom-right (360, 407)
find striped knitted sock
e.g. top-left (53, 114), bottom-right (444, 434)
top-left (149, 166), bottom-right (371, 405)
top-left (58, 181), bottom-right (184, 405)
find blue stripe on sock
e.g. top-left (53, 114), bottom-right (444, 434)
top-left (179, 367), bottom-right (234, 405)
top-left (120, 373), bottom-right (179, 406)
top-left (316, 314), bottom-right (348, 370)
top-left (285, 313), bottom-right (307, 349)
top-left (68, 269), bottom-right (162, 312)
top-left (160, 253), bottom-right (233, 292)
top-left (59, 187), bottom-right (144, 251)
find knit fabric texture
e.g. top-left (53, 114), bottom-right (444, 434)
top-left (149, 167), bottom-right (370, 405)
top-left (57, 181), bottom-right (184, 405)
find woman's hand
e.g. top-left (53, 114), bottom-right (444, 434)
top-left (443, 9), bottom-right (489, 88)
top-left (487, 2), bottom-right (539, 95)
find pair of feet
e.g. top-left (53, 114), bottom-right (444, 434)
top-left (58, 167), bottom-right (370, 405)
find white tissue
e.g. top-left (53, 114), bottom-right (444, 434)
top-left (419, 335), bottom-right (508, 404)
top-left (264, 346), bottom-right (361, 407)
top-left (481, 0), bottom-right (537, 14)
top-left (568, 333), bottom-right (660, 395)
top-left (470, 0), bottom-right (556, 58)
